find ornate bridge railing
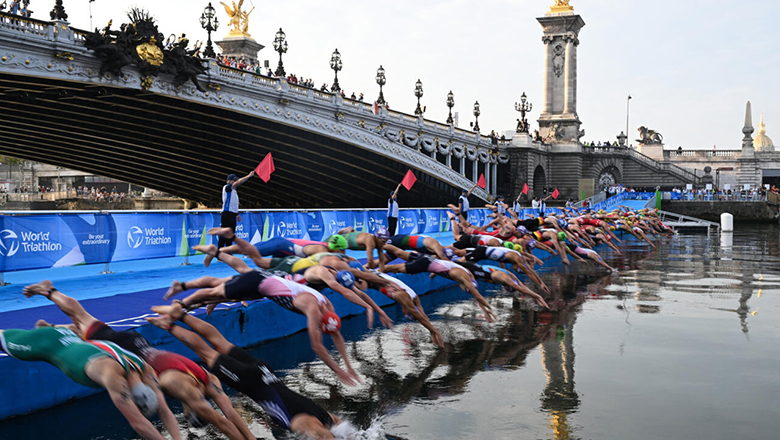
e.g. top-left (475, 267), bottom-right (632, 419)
top-left (0, 13), bottom-right (508, 201)
top-left (583, 145), bottom-right (700, 184)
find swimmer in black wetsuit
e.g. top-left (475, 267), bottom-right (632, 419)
top-left (147, 303), bottom-right (344, 439)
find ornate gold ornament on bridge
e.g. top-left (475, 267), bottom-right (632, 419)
top-left (221, 0), bottom-right (255, 38)
top-left (549, 0), bottom-right (574, 13)
top-left (136, 36), bottom-right (164, 66)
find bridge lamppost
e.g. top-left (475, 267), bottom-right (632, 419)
top-left (199, 2), bottom-right (219, 59)
top-left (273, 28), bottom-right (288, 77)
top-left (330, 48), bottom-right (342, 93)
top-left (514, 92), bottom-right (532, 133)
top-left (375, 65), bottom-right (386, 105)
top-left (472, 101), bottom-right (481, 133)
top-left (446, 90), bottom-right (455, 125)
top-left (414, 79), bottom-right (424, 116)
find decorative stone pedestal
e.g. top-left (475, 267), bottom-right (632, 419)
top-left (511, 132), bottom-right (534, 148)
top-left (637, 143), bottom-right (664, 161)
top-left (215, 37), bottom-right (264, 65)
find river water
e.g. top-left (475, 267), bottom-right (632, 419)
top-left (1, 225), bottom-right (779, 439)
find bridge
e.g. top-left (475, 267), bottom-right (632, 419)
top-left (0, 12), bottom-right (508, 208)
top-left (0, 6), bottom-right (711, 209)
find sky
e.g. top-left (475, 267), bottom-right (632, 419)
top-left (51, 0), bottom-right (780, 149)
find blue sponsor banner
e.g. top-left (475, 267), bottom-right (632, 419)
top-left (182, 212), bottom-right (218, 255)
top-left (0, 215), bottom-right (83, 271)
top-left (60, 213), bottom-right (115, 264)
top-left (350, 211), bottom-right (368, 233)
top-left (0, 209), bottom-right (492, 272)
top-left (397, 210), bottom-right (419, 235)
top-left (365, 211), bottom-right (386, 233)
top-left (301, 211), bottom-right (324, 241)
top-left (321, 211), bottom-right (352, 238)
top-left (422, 209), bottom-right (440, 234)
top-left (112, 213), bottom-right (184, 262)
top-left (265, 212), bottom-right (306, 240)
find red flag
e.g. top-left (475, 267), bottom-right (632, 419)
top-left (374, 101), bottom-right (379, 115)
top-left (522, 183), bottom-right (529, 195)
top-left (477, 173), bottom-right (486, 189)
top-left (401, 169), bottom-right (417, 191)
top-left (551, 188), bottom-right (560, 199)
top-left (255, 153), bottom-right (275, 183)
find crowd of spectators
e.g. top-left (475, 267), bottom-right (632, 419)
top-left (0, 1), bottom-right (33, 18)
top-left (77, 186), bottom-right (128, 203)
top-left (215, 54), bottom-right (368, 102)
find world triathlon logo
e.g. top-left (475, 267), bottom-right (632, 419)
top-left (0, 229), bottom-right (20, 257)
top-left (127, 226), bottom-right (144, 249)
top-left (277, 221), bottom-right (287, 237)
top-left (368, 217), bottom-right (376, 232)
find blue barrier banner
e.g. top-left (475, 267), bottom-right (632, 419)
top-left (60, 213), bottom-right (115, 264)
top-left (263, 211), bottom-right (306, 240)
top-left (182, 212), bottom-right (219, 255)
top-left (0, 209), bottom-right (493, 272)
top-left (397, 210), bottom-right (419, 235)
top-left (350, 211), bottom-right (368, 233)
top-left (365, 211), bottom-right (386, 234)
top-left (422, 210), bottom-right (441, 234)
top-left (467, 210), bottom-right (484, 226)
top-left (301, 211), bottom-right (324, 241)
top-left (111, 213), bottom-right (184, 262)
top-left (320, 211), bottom-right (352, 238)
top-left (0, 215), bottom-right (85, 271)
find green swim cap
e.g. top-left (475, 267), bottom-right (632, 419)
top-left (557, 231), bottom-right (567, 242)
top-left (327, 235), bottom-right (348, 251)
top-left (503, 241), bottom-right (515, 250)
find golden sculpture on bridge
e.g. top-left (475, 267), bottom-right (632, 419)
top-left (549, 0), bottom-right (574, 13)
top-left (221, 0), bottom-right (255, 38)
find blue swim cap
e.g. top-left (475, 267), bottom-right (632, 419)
top-left (517, 226), bottom-right (528, 235)
top-left (559, 219), bottom-right (569, 229)
top-left (336, 270), bottom-right (356, 289)
top-left (348, 261), bottom-right (365, 271)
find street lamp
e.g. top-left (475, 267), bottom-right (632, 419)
top-left (414, 79), bottom-right (424, 116)
top-left (273, 28), bottom-right (288, 77)
top-left (472, 101), bottom-right (481, 132)
top-left (375, 65), bottom-right (386, 105)
top-left (446, 90), bottom-right (455, 125)
top-left (329, 48), bottom-right (342, 93)
top-left (199, 2), bottom-right (219, 59)
top-left (514, 92), bottom-right (532, 133)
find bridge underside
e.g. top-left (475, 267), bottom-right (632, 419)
top-left (0, 72), bottom-right (463, 208)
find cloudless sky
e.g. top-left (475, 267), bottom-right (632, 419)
top-left (52, 0), bottom-right (780, 149)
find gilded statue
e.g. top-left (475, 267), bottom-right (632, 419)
top-left (221, 0), bottom-right (254, 37)
top-left (549, 0), bottom-right (574, 12)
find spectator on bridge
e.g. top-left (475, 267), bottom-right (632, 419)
top-left (219, 171), bottom-right (254, 249)
top-left (358, 93), bottom-right (364, 102)
top-left (350, 92), bottom-right (356, 100)
top-left (388, 183), bottom-right (401, 235)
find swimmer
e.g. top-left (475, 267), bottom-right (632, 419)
top-left (382, 244), bottom-right (496, 322)
top-left (2, 289), bottom-right (172, 440)
top-left (564, 242), bottom-right (615, 271)
top-left (455, 261), bottom-right (550, 309)
top-left (166, 268), bottom-right (361, 385)
top-left (365, 271), bottom-right (444, 347)
top-left (204, 228), bottom-right (347, 266)
top-left (24, 281), bottom-right (254, 440)
top-left (147, 303), bottom-right (346, 439)
top-left (386, 233), bottom-right (450, 260)
top-left (325, 226), bottom-right (391, 270)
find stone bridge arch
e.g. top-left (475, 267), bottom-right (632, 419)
top-left (592, 159), bottom-right (623, 190)
top-left (533, 164), bottom-right (547, 197)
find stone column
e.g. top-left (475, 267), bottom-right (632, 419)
top-left (472, 160), bottom-right (478, 184)
top-left (485, 159), bottom-right (491, 194)
top-left (542, 36), bottom-right (554, 115)
top-left (491, 162), bottom-right (498, 195)
top-left (571, 38), bottom-right (579, 116)
top-left (563, 34), bottom-right (573, 115)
